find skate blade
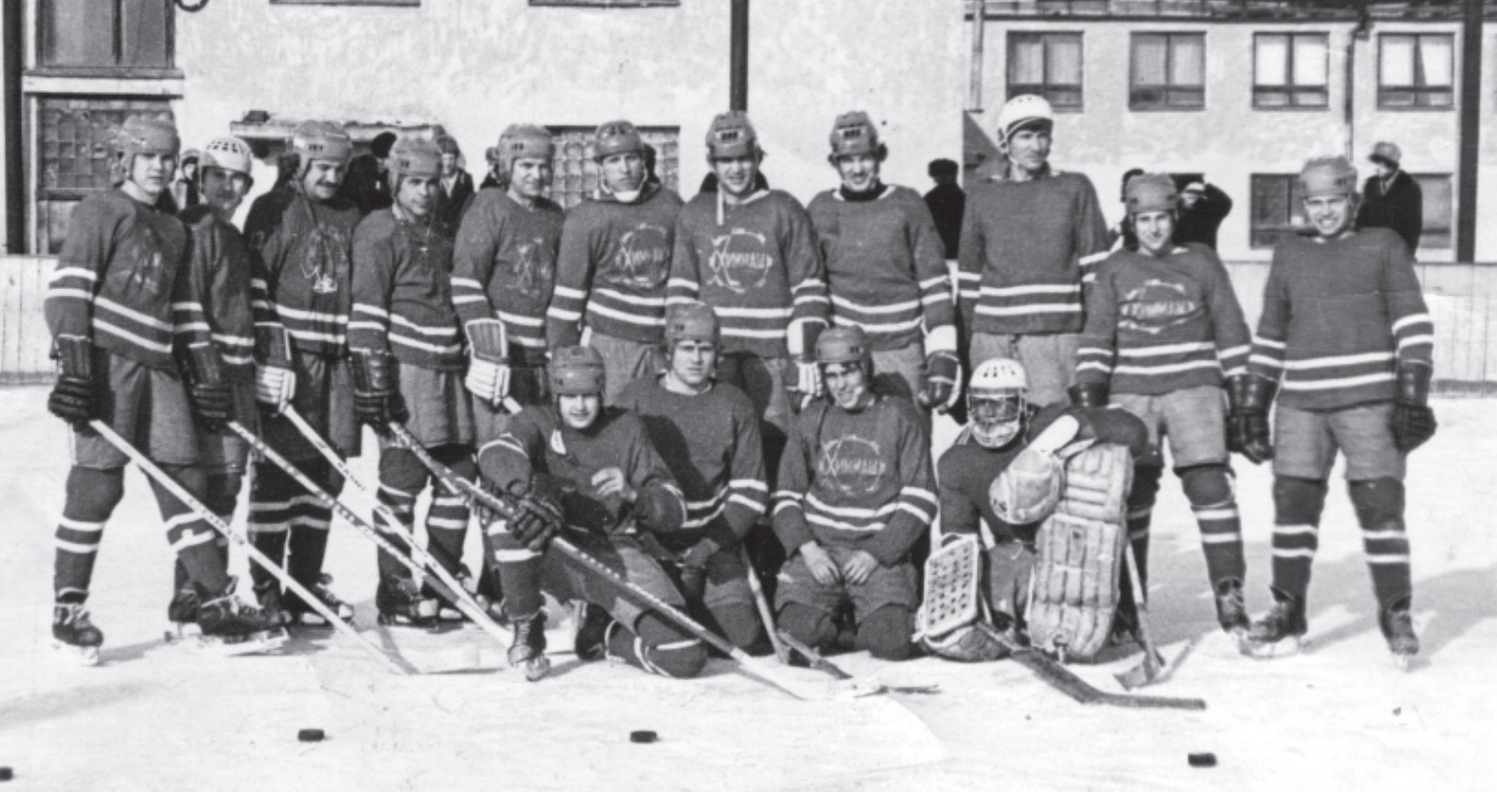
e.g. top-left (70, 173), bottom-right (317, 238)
top-left (1392, 652), bottom-right (1414, 671)
top-left (1245, 635), bottom-right (1303, 659)
top-left (197, 629), bottom-right (290, 657)
top-left (53, 641), bottom-right (100, 667)
top-left (164, 622), bottom-right (202, 643)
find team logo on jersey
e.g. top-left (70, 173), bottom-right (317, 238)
top-left (707, 228), bottom-right (773, 293)
top-left (300, 226), bottom-right (351, 295)
top-left (613, 223), bottom-right (671, 290)
top-left (123, 228), bottom-right (171, 297)
top-left (816, 435), bottom-right (886, 497)
top-left (511, 238), bottom-right (555, 297)
top-left (1119, 279), bottom-right (1202, 335)
top-left (550, 429), bottom-right (568, 457)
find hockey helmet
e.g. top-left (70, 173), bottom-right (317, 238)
top-left (1299, 156), bottom-right (1358, 198)
top-left (497, 124), bottom-right (556, 172)
top-left (180, 148), bottom-right (201, 166)
top-left (995, 94), bottom-right (1054, 143)
top-left (593, 120), bottom-right (644, 161)
top-left (967, 357), bottom-right (1028, 449)
top-left (549, 346), bottom-right (607, 396)
top-left (1124, 173), bottom-right (1178, 216)
top-left (388, 137), bottom-right (442, 180)
top-left (435, 135), bottom-right (461, 156)
top-left (815, 324), bottom-right (872, 373)
top-left (706, 111), bottom-right (760, 160)
top-left (113, 115), bottom-right (180, 174)
top-left (664, 300), bottom-right (720, 348)
top-left (290, 120), bottom-right (353, 178)
top-left (199, 136), bottom-right (255, 179)
top-left (828, 111), bottom-right (885, 160)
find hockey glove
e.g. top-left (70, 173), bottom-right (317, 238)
top-left (1068, 380), bottom-right (1109, 409)
top-left (186, 343), bottom-right (234, 431)
top-left (1391, 365), bottom-right (1437, 452)
top-left (465, 354), bottom-right (510, 407)
top-left (506, 475), bottom-right (565, 552)
top-left (676, 538), bottom-right (720, 601)
top-left (1226, 375), bottom-right (1275, 464)
top-left (918, 351), bottom-right (962, 414)
top-left (254, 325), bottom-right (296, 413)
top-left (350, 349), bottom-right (409, 430)
top-left (782, 357), bottom-right (823, 414)
top-left (47, 335), bottom-right (96, 426)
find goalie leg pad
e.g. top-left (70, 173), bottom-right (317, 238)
top-left (1027, 443), bottom-right (1132, 662)
top-left (922, 622), bottom-right (1010, 662)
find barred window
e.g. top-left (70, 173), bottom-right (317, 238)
top-left (546, 126), bottom-right (679, 209)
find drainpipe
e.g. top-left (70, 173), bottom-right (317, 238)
top-left (730, 0), bottom-right (748, 112)
top-left (3, 0), bottom-right (23, 253)
top-left (969, 0), bottom-right (985, 111)
top-left (1345, 11), bottom-right (1372, 162)
top-left (1456, 0), bottom-right (1482, 262)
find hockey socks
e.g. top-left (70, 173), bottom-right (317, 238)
top-left (174, 472), bottom-right (238, 594)
top-left (1180, 465), bottom-right (1247, 586)
top-left (151, 464), bottom-right (231, 596)
top-left (1349, 478), bottom-right (1413, 608)
top-left (608, 614), bottom-right (708, 679)
top-left (54, 466), bottom-right (125, 603)
top-left (1269, 476), bottom-right (1329, 603)
top-left (1126, 464), bottom-right (1163, 589)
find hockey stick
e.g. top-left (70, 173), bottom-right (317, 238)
top-left (740, 544), bottom-right (790, 664)
top-left (1114, 543), bottom-right (1168, 691)
top-left (88, 420), bottom-right (410, 676)
top-left (227, 420), bottom-right (511, 652)
top-left (773, 629), bottom-right (938, 695)
top-left (384, 422), bottom-right (828, 702)
top-left (973, 622), bottom-right (1205, 710)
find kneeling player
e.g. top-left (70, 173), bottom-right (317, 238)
top-left (773, 326), bottom-right (935, 661)
top-left (477, 346), bottom-right (706, 679)
top-left (617, 302), bottom-right (769, 652)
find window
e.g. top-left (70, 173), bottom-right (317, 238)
top-left (547, 126), bottom-right (679, 210)
top-left (38, 0), bottom-right (173, 73)
top-left (1413, 174), bottom-right (1452, 249)
top-left (35, 97), bottom-right (175, 253)
top-left (1254, 33), bottom-right (1328, 108)
top-left (1007, 33), bottom-right (1083, 110)
top-left (1130, 33), bottom-right (1205, 110)
top-left (1250, 174), bottom-right (1306, 249)
top-left (1379, 34), bottom-right (1454, 108)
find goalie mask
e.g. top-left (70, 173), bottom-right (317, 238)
top-left (967, 357), bottom-right (1028, 449)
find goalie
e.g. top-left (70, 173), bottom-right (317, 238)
top-left (922, 357), bottom-right (1146, 662)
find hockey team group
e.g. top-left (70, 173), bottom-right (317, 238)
top-left (40, 91), bottom-right (1437, 686)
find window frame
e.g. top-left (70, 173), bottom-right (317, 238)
top-left (1411, 173), bottom-right (1453, 250)
top-left (34, 0), bottom-right (178, 78)
top-left (1377, 33), bottom-right (1455, 110)
top-left (1249, 173), bottom-right (1306, 250)
top-left (1252, 32), bottom-right (1329, 110)
top-left (1129, 32), bottom-right (1206, 112)
top-left (1006, 31), bottom-right (1085, 111)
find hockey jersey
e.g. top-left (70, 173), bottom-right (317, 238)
top-left (1249, 228), bottom-right (1433, 410)
top-left (177, 205), bottom-right (283, 372)
top-left (243, 188), bottom-right (361, 357)
top-left (806, 184), bottom-right (954, 352)
top-left (349, 208), bottom-right (464, 372)
top-left (547, 183), bottom-right (684, 347)
top-left (669, 189), bottom-right (829, 358)
top-left (773, 393), bottom-right (936, 566)
top-left (957, 169), bottom-right (1110, 335)
top-left (477, 405), bottom-right (686, 536)
top-left (616, 376), bottom-right (768, 552)
top-left (1075, 243), bottom-right (1251, 395)
top-left (45, 189), bottom-right (198, 369)
top-left (450, 190), bottom-right (566, 367)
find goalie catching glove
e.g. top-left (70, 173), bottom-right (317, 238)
top-left (989, 414), bottom-right (1089, 525)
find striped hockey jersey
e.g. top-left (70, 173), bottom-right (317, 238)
top-left (450, 190), bottom-right (565, 367)
top-left (1249, 228), bottom-right (1433, 410)
top-left (244, 188), bottom-right (361, 357)
top-left (1075, 243), bottom-right (1251, 395)
top-left (957, 168), bottom-right (1110, 335)
top-left (668, 189), bottom-right (829, 358)
top-left (616, 376), bottom-right (768, 552)
top-left (349, 208), bottom-right (465, 372)
top-left (176, 205), bottom-right (283, 372)
top-left (477, 404), bottom-right (686, 536)
top-left (773, 393), bottom-right (936, 566)
top-left (45, 189), bottom-right (199, 369)
top-left (547, 183), bottom-right (684, 347)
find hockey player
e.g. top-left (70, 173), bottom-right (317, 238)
top-left (1239, 156), bottom-right (1435, 667)
top-left (928, 357), bottom-right (1148, 661)
top-left (547, 120), bottom-right (684, 404)
top-left (616, 301), bottom-right (769, 651)
top-left (168, 136), bottom-right (297, 631)
top-left (806, 112), bottom-right (959, 419)
top-left (477, 346), bottom-right (706, 679)
top-left (243, 120), bottom-right (361, 626)
top-left (1071, 173), bottom-right (1255, 643)
top-left (349, 137), bottom-right (473, 626)
top-left (958, 94), bottom-right (1110, 407)
top-left (773, 326), bottom-right (936, 661)
top-left (45, 115), bottom-right (277, 663)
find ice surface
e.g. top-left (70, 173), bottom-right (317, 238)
top-left (1, 387), bottom-right (1492, 791)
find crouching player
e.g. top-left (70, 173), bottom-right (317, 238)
top-left (477, 346), bottom-right (706, 680)
top-left (617, 301), bottom-right (769, 652)
top-left (924, 357), bottom-right (1147, 661)
top-left (773, 326), bottom-right (935, 661)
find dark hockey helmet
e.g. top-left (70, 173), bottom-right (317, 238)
top-left (386, 137), bottom-right (441, 196)
top-left (593, 120), bottom-right (644, 161)
top-left (664, 300), bottom-right (720, 348)
top-left (828, 111), bottom-right (886, 161)
top-left (706, 111), bottom-right (760, 160)
top-left (290, 120), bottom-right (353, 178)
top-left (815, 325), bottom-right (872, 376)
top-left (497, 124), bottom-right (556, 173)
top-left (1300, 156), bottom-right (1358, 198)
top-left (113, 115), bottom-right (180, 176)
top-left (549, 346), bottom-right (607, 396)
top-left (1124, 173), bottom-right (1178, 216)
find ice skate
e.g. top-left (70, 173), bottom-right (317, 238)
top-left (196, 584), bottom-right (290, 657)
top-left (53, 602), bottom-right (104, 666)
top-left (1245, 593), bottom-right (1306, 659)
top-left (165, 586), bottom-right (202, 640)
top-left (509, 610), bottom-right (551, 681)
top-left (572, 601), bottom-right (610, 661)
top-left (376, 575), bottom-right (438, 628)
top-left (252, 580), bottom-right (292, 629)
top-left (1214, 578), bottom-right (1250, 650)
top-left (287, 573), bottom-right (355, 627)
top-left (1380, 599), bottom-right (1419, 671)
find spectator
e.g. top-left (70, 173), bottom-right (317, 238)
top-left (434, 134), bottom-right (475, 238)
top-left (338, 130), bottom-right (397, 216)
top-left (1175, 178), bottom-right (1233, 251)
top-left (1357, 141), bottom-right (1422, 254)
top-left (1111, 167), bottom-right (1144, 252)
top-left (924, 158), bottom-right (965, 260)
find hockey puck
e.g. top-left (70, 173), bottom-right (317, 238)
top-left (629, 730), bottom-right (658, 744)
top-left (1187, 752), bottom-right (1217, 768)
top-left (0, 766), bottom-right (12, 781)
top-left (297, 729), bottom-right (326, 743)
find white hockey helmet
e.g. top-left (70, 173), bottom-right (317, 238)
top-left (995, 94), bottom-right (1054, 143)
top-left (967, 357), bottom-right (1028, 449)
top-left (199, 136), bottom-right (254, 179)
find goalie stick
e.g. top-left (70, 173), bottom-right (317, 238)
top-left (383, 421), bottom-right (828, 702)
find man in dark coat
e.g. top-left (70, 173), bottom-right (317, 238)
top-left (1174, 179), bottom-right (1233, 251)
top-left (1357, 141), bottom-right (1423, 254)
top-left (924, 158), bottom-right (965, 260)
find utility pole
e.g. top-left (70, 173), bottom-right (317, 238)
top-left (730, 0), bottom-right (749, 111)
top-left (1456, 0), bottom-right (1482, 261)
